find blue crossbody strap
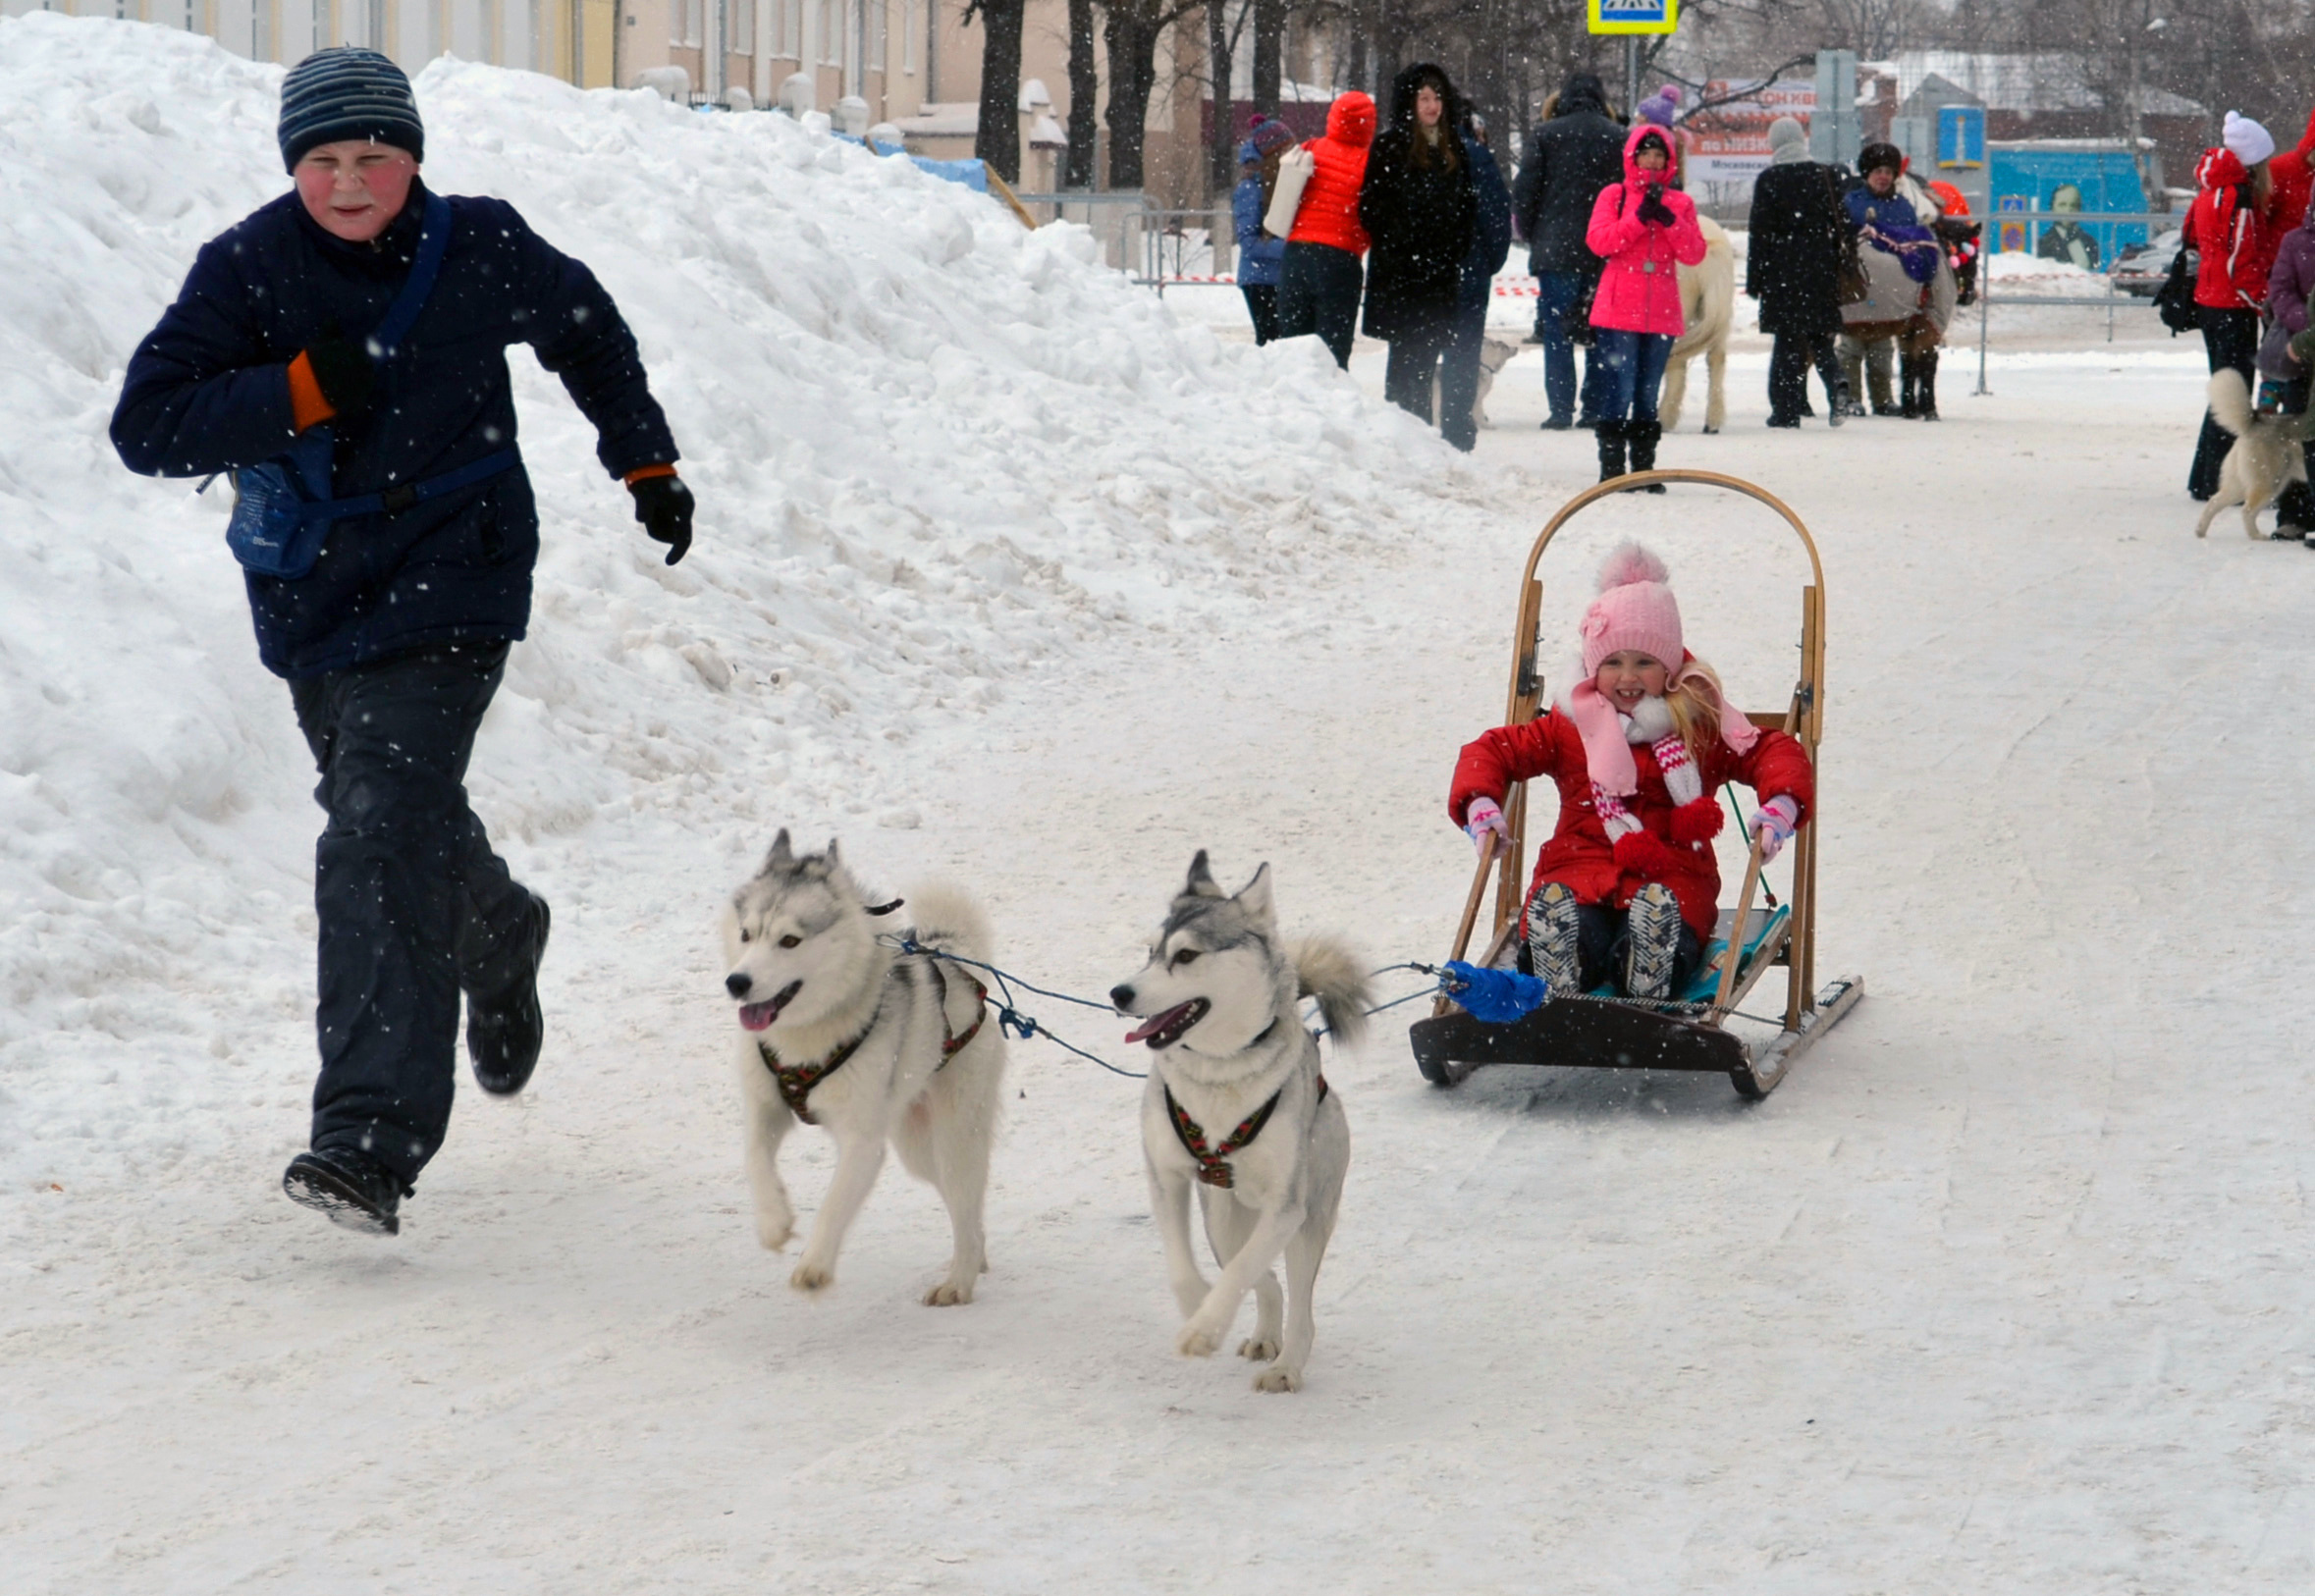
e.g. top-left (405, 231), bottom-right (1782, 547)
top-left (329, 448), bottom-right (521, 519)
top-left (370, 190), bottom-right (454, 359)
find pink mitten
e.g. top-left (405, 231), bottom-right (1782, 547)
top-left (1750, 795), bottom-right (1801, 862)
top-left (1463, 795), bottom-right (1510, 854)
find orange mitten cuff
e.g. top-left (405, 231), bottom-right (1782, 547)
top-left (287, 351), bottom-right (336, 433)
top-left (623, 463), bottom-right (677, 486)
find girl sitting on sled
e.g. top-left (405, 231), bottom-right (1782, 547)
top-left (1447, 543), bottom-right (1815, 1001)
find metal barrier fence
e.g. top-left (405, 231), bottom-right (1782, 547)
top-left (1969, 209), bottom-right (2178, 396)
top-left (1006, 192), bottom-right (1161, 282)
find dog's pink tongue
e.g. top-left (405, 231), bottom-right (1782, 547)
top-left (1124, 1004), bottom-right (1186, 1045)
top-left (739, 1001), bottom-right (780, 1032)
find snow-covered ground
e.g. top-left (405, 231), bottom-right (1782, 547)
top-left (7, 17), bottom-right (2314, 1593)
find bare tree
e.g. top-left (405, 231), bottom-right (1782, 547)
top-left (1070, 0), bottom-right (1101, 187)
top-left (967, 0), bottom-right (1026, 184)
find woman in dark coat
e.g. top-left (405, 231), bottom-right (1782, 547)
top-left (1360, 62), bottom-right (1479, 421)
top-left (1745, 116), bottom-right (1853, 427)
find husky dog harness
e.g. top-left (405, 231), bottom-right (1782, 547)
top-left (755, 957), bottom-right (987, 1125)
top-left (1164, 1074), bottom-right (1330, 1189)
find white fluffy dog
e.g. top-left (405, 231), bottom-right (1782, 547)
top-left (1110, 853), bottom-right (1367, 1392)
top-left (2196, 369), bottom-right (2312, 540)
top-left (720, 831), bottom-right (1005, 1304)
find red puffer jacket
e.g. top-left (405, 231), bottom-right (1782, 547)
top-left (1287, 92), bottom-right (1377, 255)
top-left (1586, 124), bottom-right (1707, 336)
top-left (2269, 103), bottom-right (2315, 232)
top-left (1448, 707), bottom-right (1814, 940)
top-left (2184, 147), bottom-right (2279, 310)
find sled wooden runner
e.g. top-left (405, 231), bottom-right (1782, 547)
top-left (1410, 468), bottom-right (1865, 1099)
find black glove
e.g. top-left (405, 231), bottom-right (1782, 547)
top-left (629, 473), bottom-right (694, 565)
top-left (303, 330), bottom-right (376, 418)
top-left (1638, 188), bottom-right (1675, 228)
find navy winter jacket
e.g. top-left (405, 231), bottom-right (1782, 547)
top-left (113, 185), bottom-right (677, 679)
top-left (1457, 135), bottom-right (1513, 314)
top-left (1233, 175), bottom-right (1286, 287)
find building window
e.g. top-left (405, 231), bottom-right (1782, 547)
top-left (674, 0), bottom-right (703, 47)
top-left (726, 0), bottom-right (751, 52)
top-left (776, 0), bottom-right (799, 56)
top-left (819, 0), bottom-right (838, 65)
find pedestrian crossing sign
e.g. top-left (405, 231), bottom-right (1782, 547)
top-left (1588, 0), bottom-right (1678, 31)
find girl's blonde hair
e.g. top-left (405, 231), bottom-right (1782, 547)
top-left (1664, 656), bottom-right (1734, 766)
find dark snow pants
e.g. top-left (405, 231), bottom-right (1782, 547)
top-left (2190, 307), bottom-right (2260, 501)
top-left (1768, 331), bottom-right (1844, 422)
top-left (1277, 241), bottom-right (1364, 368)
top-left (1437, 304), bottom-right (1489, 452)
top-left (2276, 369), bottom-right (2315, 531)
top-left (290, 641), bottom-right (537, 1191)
top-left (1384, 324), bottom-right (1454, 425)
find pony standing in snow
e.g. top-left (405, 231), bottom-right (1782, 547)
top-left (1448, 544), bottom-right (1814, 1001)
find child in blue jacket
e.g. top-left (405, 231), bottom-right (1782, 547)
top-left (1233, 118), bottom-right (1296, 343)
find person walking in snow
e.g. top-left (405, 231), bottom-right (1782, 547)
top-left (2184, 113), bottom-right (2282, 501)
top-left (1436, 105), bottom-right (1513, 453)
top-left (1274, 90), bottom-right (1377, 368)
top-left (1746, 115), bottom-right (1853, 428)
top-left (1586, 125), bottom-right (1706, 485)
top-left (1512, 72), bottom-right (1625, 429)
top-left (110, 48), bottom-right (694, 1237)
top-left (2258, 192), bottom-right (2315, 537)
top-left (1232, 118), bottom-right (1295, 345)
top-left (1449, 544), bottom-right (1813, 1001)
top-left (1360, 63), bottom-right (1481, 427)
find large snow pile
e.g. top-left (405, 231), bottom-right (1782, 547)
top-left (0, 14), bottom-right (1484, 1186)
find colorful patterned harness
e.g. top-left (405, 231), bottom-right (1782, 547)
top-left (755, 958), bottom-right (988, 1126)
top-left (1163, 1074), bottom-right (1330, 1189)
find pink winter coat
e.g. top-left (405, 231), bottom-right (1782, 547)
top-left (1586, 125), bottom-right (1707, 336)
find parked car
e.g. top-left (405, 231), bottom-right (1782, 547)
top-left (2112, 228), bottom-right (2185, 296)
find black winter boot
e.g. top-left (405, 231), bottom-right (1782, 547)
top-left (1900, 360), bottom-right (1920, 418)
top-left (467, 892), bottom-right (551, 1096)
top-left (1627, 420), bottom-right (1665, 491)
top-left (1596, 419), bottom-right (1628, 482)
top-left (284, 1148), bottom-right (404, 1236)
top-left (1915, 350), bottom-right (1940, 420)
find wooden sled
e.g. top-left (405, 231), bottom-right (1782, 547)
top-left (1410, 469), bottom-right (1864, 1099)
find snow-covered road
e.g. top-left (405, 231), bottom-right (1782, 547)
top-left (13, 344), bottom-right (2315, 1593)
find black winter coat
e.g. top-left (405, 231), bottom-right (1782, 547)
top-left (1361, 130), bottom-right (1479, 342)
top-left (113, 186), bottom-right (677, 679)
top-left (1746, 160), bottom-right (1851, 337)
top-left (1512, 87), bottom-right (1626, 275)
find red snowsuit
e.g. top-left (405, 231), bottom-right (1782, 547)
top-left (2185, 147), bottom-right (2280, 310)
top-left (1585, 125), bottom-right (1707, 337)
top-left (1286, 93), bottom-right (1376, 255)
top-left (1449, 707), bottom-right (1814, 941)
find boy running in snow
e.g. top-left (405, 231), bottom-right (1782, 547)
top-left (110, 48), bottom-right (694, 1236)
top-left (1448, 544), bottom-right (1813, 1001)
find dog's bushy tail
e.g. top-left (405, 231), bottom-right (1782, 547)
top-left (902, 881), bottom-right (993, 970)
top-left (1292, 935), bottom-right (1371, 1052)
top-left (2208, 368), bottom-right (2256, 440)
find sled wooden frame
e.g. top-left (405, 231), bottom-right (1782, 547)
top-left (1411, 468), bottom-right (1864, 1099)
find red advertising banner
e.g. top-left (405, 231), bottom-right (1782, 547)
top-left (1680, 78), bottom-right (1817, 207)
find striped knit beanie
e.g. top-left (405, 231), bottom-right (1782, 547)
top-left (279, 48), bottom-right (424, 172)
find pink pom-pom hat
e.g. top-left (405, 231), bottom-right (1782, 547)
top-left (1580, 542), bottom-right (1683, 677)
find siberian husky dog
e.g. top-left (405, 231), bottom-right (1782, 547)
top-left (1110, 852), bottom-right (1368, 1393)
top-left (720, 831), bottom-right (1005, 1304)
top-left (2196, 368), bottom-right (2310, 540)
